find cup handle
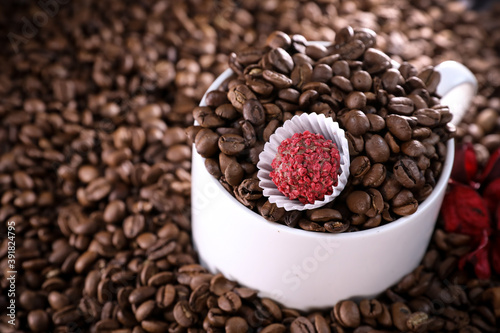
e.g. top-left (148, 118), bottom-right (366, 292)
top-left (434, 61), bottom-right (478, 126)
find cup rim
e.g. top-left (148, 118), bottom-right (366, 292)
top-left (196, 68), bottom-right (455, 241)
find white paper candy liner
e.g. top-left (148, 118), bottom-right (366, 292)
top-left (257, 112), bottom-right (350, 211)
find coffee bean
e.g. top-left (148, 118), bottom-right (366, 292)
top-left (311, 63), bottom-right (333, 82)
top-left (262, 69), bottom-right (293, 89)
top-left (393, 158), bottom-right (424, 189)
top-left (392, 189), bottom-right (418, 216)
top-left (343, 110), bottom-right (370, 136)
top-left (218, 291), bottom-right (242, 313)
top-left (142, 320), bottom-right (169, 333)
top-left (346, 132), bottom-right (364, 155)
top-left (266, 31), bottom-right (291, 49)
top-left (228, 84), bottom-right (257, 111)
top-left (74, 250), bottom-right (98, 273)
top-left (350, 156), bottom-right (371, 178)
top-left (135, 300), bottom-right (156, 322)
top-left (365, 134), bottom-right (390, 163)
top-left (366, 113), bottom-right (385, 132)
top-left (289, 316), bottom-right (315, 333)
top-left (291, 63), bottom-right (313, 89)
top-left (346, 191), bottom-right (371, 215)
top-left (414, 108), bottom-right (441, 127)
top-left (278, 88), bottom-right (300, 104)
top-left (268, 48), bottom-right (294, 74)
top-left (260, 201), bottom-right (285, 222)
top-left (386, 115), bottom-right (412, 141)
top-left (334, 300), bottom-right (361, 328)
top-left (388, 97), bottom-right (415, 115)
top-left (363, 48), bottom-right (392, 74)
top-left (306, 208), bottom-right (342, 222)
top-left (225, 316), bottom-right (249, 333)
top-left (28, 309), bottom-right (51, 332)
top-left (52, 305), bottom-right (81, 325)
top-left (391, 302), bottom-right (412, 331)
top-left (195, 129), bottom-right (219, 157)
top-left (103, 200), bottom-right (126, 223)
top-left (193, 106), bottom-right (225, 128)
top-left (218, 134), bottom-right (246, 155)
top-left (401, 140), bottom-right (426, 157)
top-left (123, 214), bottom-right (145, 239)
top-left (224, 162), bottom-right (244, 187)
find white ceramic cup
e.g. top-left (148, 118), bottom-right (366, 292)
top-left (191, 57), bottom-right (477, 311)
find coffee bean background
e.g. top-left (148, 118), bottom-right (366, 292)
top-left (0, 0), bottom-right (499, 332)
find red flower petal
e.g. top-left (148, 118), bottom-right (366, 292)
top-left (441, 183), bottom-right (492, 237)
top-left (451, 143), bottom-right (477, 185)
top-left (459, 229), bottom-right (491, 279)
top-left (483, 178), bottom-right (500, 223)
top-left (492, 233), bottom-right (500, 275)
top-left (479, 148), bottom-right (500, 187)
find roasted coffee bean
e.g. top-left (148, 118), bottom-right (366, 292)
top-left (365, 134), bottom-right (390, 163)
top-left (363, 48), bottom-right (392, 74)
top-left (401, 140), bottom-right (426, 157)
top-left (266, 31), bottom-right (291, 49)
top-left (173, 300), bottom-right (197, 327)
top-left (388, 97), bottom-right (415, 115)
top-left (391, 302), bottom-right (412, 331)
top-left (224, 316), bottom-right (249, 333)
top-left (306, 208), bottom-right (342, 222)
top-left (215, 104), bottom-right (239, 120)
top-left (218, 134), bottom-right (245, 156)
top-left (268, 48), bottom-right (294, 74)
top-left (346, 132), bottom-right (364, 155)
top-left (142, 320), bottom-right (169, 333)
top-left (299, 219), bottom-right (325, 232)
top-left (218, 291), bottom-right (242, 313)
top-left (334, 300), bottom-right (361, 328)
top-left (224, 162), bottom-right (244, 187)
top-left (362, 163), bottom-right (386, 188)
top-left (263, 69), bottom-right (293, 89)
top-left (346, 191), bottom-right (371, 215)
top-left (291, 63), bottom-right (313, 89)
top-left (219, 153), bottom-right (238, 173)
top-left (236, 178), bottom-right (262, 202)
top-left (350, 70), bottom-right (372, 91)
top-left (311, 64), bottom-right (333, 83)
top-left (123, 214), bottom-right (145, 239)
top-left (343, 110), bottom-right (370, 136)
top-left (385, 131), bottom-right (401, 154)
top-left (242, 99), bottom-right (266, 126)
top-left (193, 106), bottom-right (225, 128)
top-left (28, 309), bottom-right (51, 332)
top-left (366, 113), bottom-right (385, 132)
top-left (393, 158), bottom-right (424, 189)
top-left (52, 305), bottom-right (81, 325)
top-left (418, 67), bottom-right (441, 94)
top-left (228, 84), bottom-right (257, 111)
top-left (386, 115), bottom-right (412, 141)
top-left (392, 190), bottom-right (418, 216)
top-left (260, 201), bottom-right (285, 222)
top-left (195, 128), bottom-right (220, 157)
top-left (350, 156), bottom-right (371, 178)
top-left (289, 316), bottom-right (315, 333)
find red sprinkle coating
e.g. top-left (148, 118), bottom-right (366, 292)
top-left (270, 131), bottom-right (341, 204)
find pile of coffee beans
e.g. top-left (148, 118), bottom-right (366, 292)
top-left (191, 28), bottom-right (454, 232)
top-left (0, 0), bottom-right (499, 332)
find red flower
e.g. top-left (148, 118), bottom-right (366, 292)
top-left (441, 143), bottom-right (500, 279)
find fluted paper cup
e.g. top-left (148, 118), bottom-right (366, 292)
top-left (257, 112), bottom-right (350, 211)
